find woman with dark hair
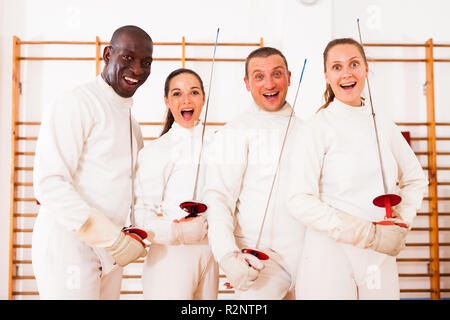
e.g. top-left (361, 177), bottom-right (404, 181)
top-left (133, 68), bottom-right (219, 299)
top-left (287, 38), bottom-right (427, 299)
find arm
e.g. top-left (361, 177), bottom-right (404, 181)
top-left (134, 143), bottom-right (176, 244)
top-left (201, 125), bottom-right (249, 262)
top-left (389, 122), bottom-right (428, 224)
top-left (286, 120), bottom-right (374, 247)
top-left (33, 91), bottom-right (95, 232)
top-left (34, 90), bottom-right (145, 265)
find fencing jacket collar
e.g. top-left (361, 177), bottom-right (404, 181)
top-left (96, 75), bottom-right (134, 109)
top-left (250, 101), bottom-right (293, 117)
top-left (328, 98), bottom-right (369, 115)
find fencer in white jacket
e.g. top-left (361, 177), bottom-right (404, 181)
top-left (201, 48), bottom-right (305, 299)
top-left (134, 68), bottom-right (219, 299)
top-left (32, 26), bottom-right (153, 299)
top-left (287, 38), bottom-right (428, 299)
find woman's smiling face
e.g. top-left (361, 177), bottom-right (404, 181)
top-left (324, 44), bottom-right (368, 106)
top-left (164, 72), bottom-right (205, 128)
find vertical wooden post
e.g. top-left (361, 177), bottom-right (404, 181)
top-left (425, 38), bottom-right (440, 300)
top-left (260, 37), bottom-right (264, 48)
top-left (182, 36), bottom-right (186, 68)
top-left (95, 36), bottom-right (101, 76)
top-left (9, 36), bottom-right (21, 300)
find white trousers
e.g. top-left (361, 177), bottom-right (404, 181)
top-left (296, 228), bottom-right (400, 300)
top-left (32, 213), bottom-right (123, 300)
top-left (142, 240), bottom-right (219, 300)
top-left (233, 248), bottom-right (295, 300)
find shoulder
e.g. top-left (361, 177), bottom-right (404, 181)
top-left (223, 107), bottom-right (257, 129)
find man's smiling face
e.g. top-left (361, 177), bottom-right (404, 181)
top-left (244, 54), bottom-right (291, 112)
top-left (102, 32), bottom-right (153, 98)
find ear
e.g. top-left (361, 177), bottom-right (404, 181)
top-left (103, 46), bottom-right (112, 65)
top-left (244, 76), bottom-right (251, 92)
top-left (287, 70), bottom-right (292, 86)
top-left (324, 71), bottom-right (329, 85)
top-left (164, 95), bottom-right (170, 109)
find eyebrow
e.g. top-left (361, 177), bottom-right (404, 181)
top-left (120, 48), bottom-right (153, 60)
top-left (251, 65), bottom-right (285, 75)
top-left (331, 56), bottom-right (362, 63)
top-left (170, 86), bottom-right (202, 92)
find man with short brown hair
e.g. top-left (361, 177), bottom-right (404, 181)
top-left (202, 47), bottom-right (305, 299)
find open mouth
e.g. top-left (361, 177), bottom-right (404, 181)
top-left (263, 92), bottom-right (279, 100)
top-left (340, 82), bottom-right (356, 91)
top-left (124, 76), bottom-right (140, 86)
top-left (180, 108), bottom-right (194, 121)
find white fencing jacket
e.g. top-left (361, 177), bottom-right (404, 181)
top-left (134, 122), bottom-right (211, 244)
top-left (34, 75), bottom-right (143, 233)
top-left (201, 102), bottom-right (306, 275)
top-left (287, 99), bottom-right (428, 241)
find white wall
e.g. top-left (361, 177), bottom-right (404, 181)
top-left (1, 0), bottom-right (449, 299)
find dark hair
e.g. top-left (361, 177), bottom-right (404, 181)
top-left (110, 25), bottom-right (153, 47)
top-left (160, 68), bottom-right (205, 136)
top-left (318, 38), bottom-right (368, 112)
top-left (245, 47), bottom-right (288, 78)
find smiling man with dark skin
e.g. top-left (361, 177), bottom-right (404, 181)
top-left (32, 26), bottom-right (153, 299)
top-left (102, 26), bottom-right (153, 98)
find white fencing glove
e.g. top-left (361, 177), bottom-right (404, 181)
top-left (171, 215), bottom-right (208, 245)
top-left (334, 212), bottom-right (408, 256)
top-left (219, 250), bottom-right (265, 291)
top-left (76, 208), bottom-right (147, 267)
top-left (367, 220), bottom-right (408, 256)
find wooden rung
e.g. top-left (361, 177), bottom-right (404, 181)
top-left (12, 291), bottom-right (38, 296)
top-left (13, 275), bottom-right (35, 280)
top-left (14, 198), bottom-right (37, 202)
top-left (13, 244), bottom-right (32, 248)
top-left (13, 229), bottom-right (33, 233)
top-left (411, 137), bottom-right (450, 141)
top-left (396, 122), bottom-right (429, 126)
top-left (16, 137), bottom-right (37, 141)
top-left (14, 213), bottom-right (37, 217)
top-left (219, 290), bottom-right (234, 294)
top-left (400, 289), bottom-right (432, 293)
top-left (13, 260), bottom-right (32, 264)
top-left (399, 273), bottom-right (431, 277)
top-left (120, 291), bottom-right (143, 295)
top-left (15, 167), bottom-right (33, 171)
top-left (20, 57), bottom-right (96, 61)
top-left (122, 275), bottom-right (141, 279)
top-left (410, 227), bottom-right (431, 231)
top-left (406, 243), bottom-right (432, 247)
top-left (397, 258), bottom-right (432, 262)
top-left (15, 152), bottom-right (35, 156)
top-left (417, 152), bottom-right (450, 156)
top-left (143, 137), bottom-right (158, 141)
top-left (16, 121), bottom-right (41, 125)
top-left (423, 197), bottom-right (450, 201)
top-left (14, 182), bottom-right (33, 186)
